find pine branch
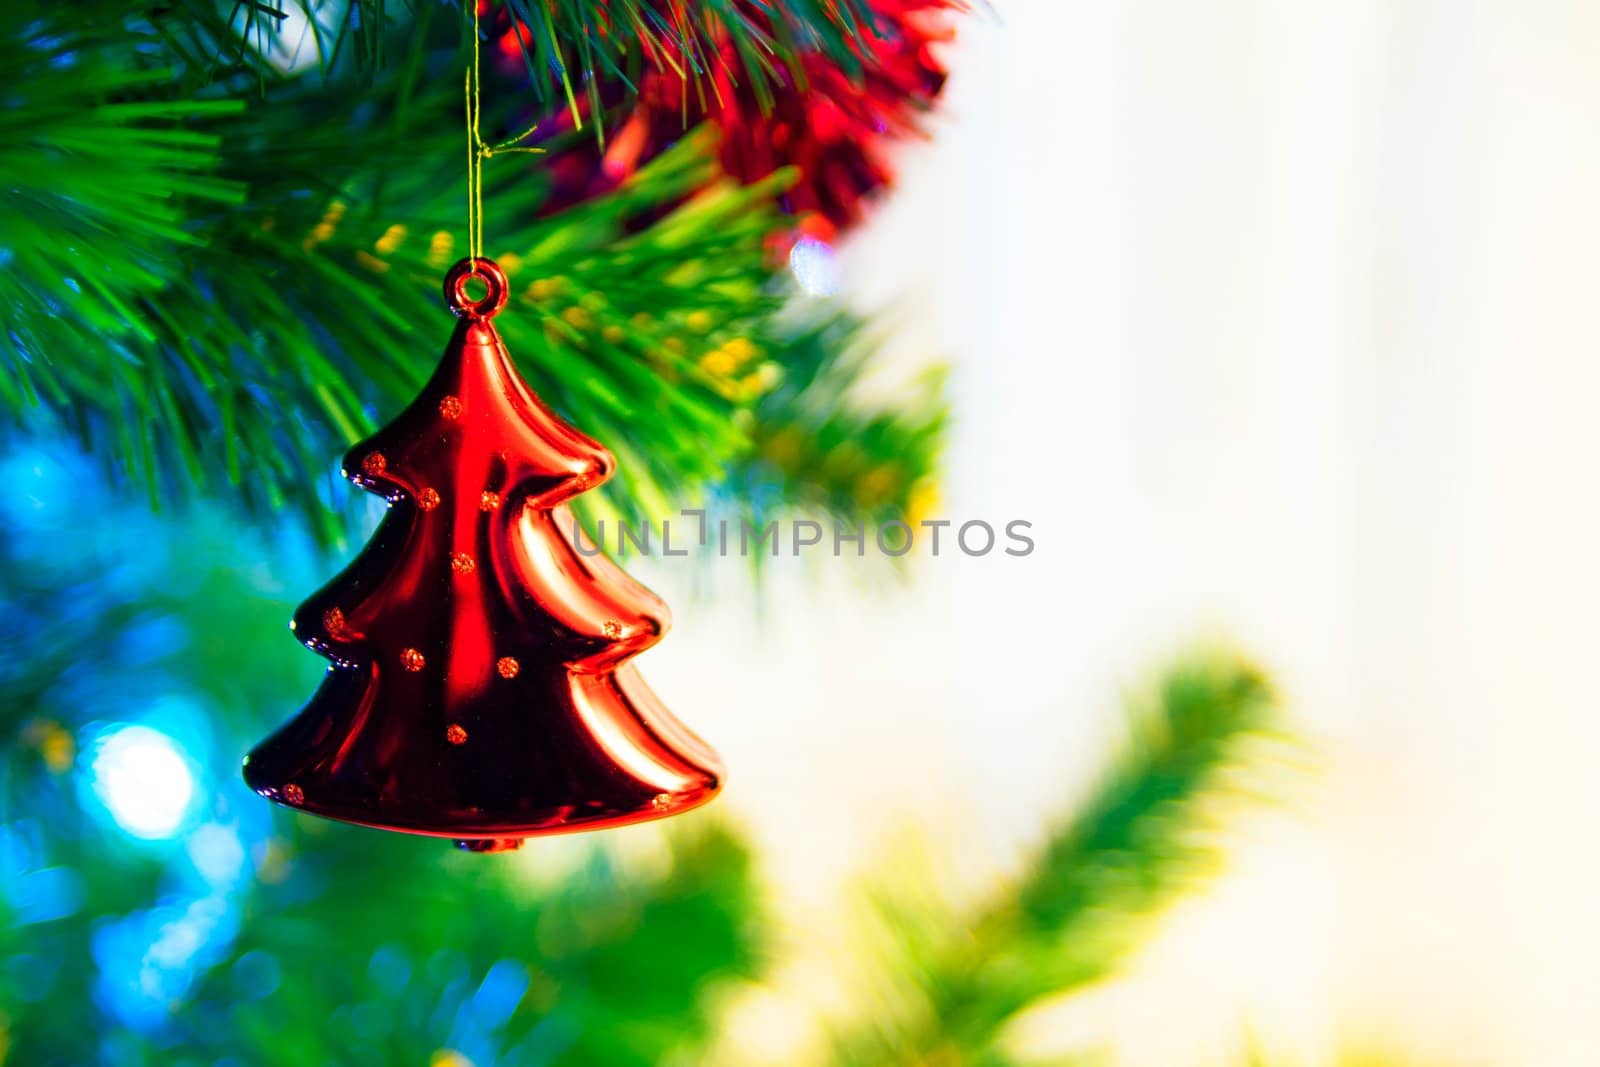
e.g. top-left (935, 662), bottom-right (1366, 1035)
top-left (736, 313), bottom-right (946, 527)
top-left (828, 651), bottom-right (1284, 1064)
top-left (134, 0), bottom-right (881, 123)
top-left (0, 6), bottom-right (245, 412)
top-left (1, 4), bottom-right (947, 545)
top-left (162, 819), bottom-right (762, 1066)
top-left (494, 0), bottom-right (876, 121)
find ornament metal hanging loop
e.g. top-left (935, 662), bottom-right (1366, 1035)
top-left (443, 257), bottom-right (509, 321)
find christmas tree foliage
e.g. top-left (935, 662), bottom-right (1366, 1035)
top-left (0, 0), bottom-right (952, 544)
top-left (245, 259), bottom-right (721, 850)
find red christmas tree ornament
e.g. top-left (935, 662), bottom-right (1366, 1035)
top-left (243, 258), bottom-right (723, 852)
top-left (529, 0), bottom-right (958, 237)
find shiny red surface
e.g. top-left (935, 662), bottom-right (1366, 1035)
top-left (243, 259), bottom-right (722, 850)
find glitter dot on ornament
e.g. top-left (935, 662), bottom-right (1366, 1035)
top-left (283, 784), bottom-right (304, 805)
top-left (445, 724), bottom-right (468, 745)
top-left (651, 793), bottom-right (672, 811)
top-left (322, 607), bottom-right (349, 638)
top-left (439, 395), bottom-right (463, 419)
top-left (496, 656), bottom-right (520, 679)
top-left (450, 552), bottom-right (476, 575)
top-left (602, 620), bottom-right (622, 640)
top-left (401, 648), bottom-right (426, 672)
top-left (362, 452), bottom-right (387, 476)
top-left (418, 487), bottom-right (441, 511)
top-left (479, 490), bottom-right (500, 511)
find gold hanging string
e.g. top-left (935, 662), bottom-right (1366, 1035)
top-left (465, 1), bottom-right (543, 262)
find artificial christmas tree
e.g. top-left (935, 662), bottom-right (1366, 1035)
top-left (243, 258), bottom-right (722, 851)
top-left (530, 0), bottom-right (958, 235)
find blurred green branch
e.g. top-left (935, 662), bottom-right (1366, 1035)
top-left (172, 819), bottom-right (765, 1067)
top-left (827, 652), bottom-right (1283, 1065)
top-left (737, 314), bottom-right (947, 528)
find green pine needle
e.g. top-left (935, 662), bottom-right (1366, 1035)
top-left (0, 8), bottom-right (246, 396)
top-left (136, 0), bottom-right (878, 128)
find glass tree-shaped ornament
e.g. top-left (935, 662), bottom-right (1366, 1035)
top-left (243, 258), bottom-right (722, 852)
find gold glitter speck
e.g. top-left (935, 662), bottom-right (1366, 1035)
top-left (479, 490), bottom-right (501, 511)
top-left (401, 648), bottom-right (426, 672)
top-left (602, 620), bottom-right (622, 640)
top-left (651, 793), bottom-right (672, 811)
top-left (283, 784), bottom-right (304, 805)
top-left (417, 487), bottom-right (441, 511)
top-left (439, 395), bottom-right (463, 419)
top-left (322, 607), bottom-right (349, 638)
top-left (451, 552), bottom-right (476, 575)
top-left (361, 452), bottom-right (386, 475)
top-left (496, 656), bottom-right (520, 679)
top-left (446, 724), bottom-right (468, 745)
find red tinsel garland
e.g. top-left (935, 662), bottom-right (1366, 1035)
top-left (513, 0), bottom-right (957, 241)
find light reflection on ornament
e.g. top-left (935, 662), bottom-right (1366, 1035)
top-left (89, 725), bottom-right (196, 840)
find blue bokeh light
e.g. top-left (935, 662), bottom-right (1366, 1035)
top-left (88, 724), bottom-right (198, 840)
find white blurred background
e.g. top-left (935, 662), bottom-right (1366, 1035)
top-left (637, 2), bottom-right (1600, 1063)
